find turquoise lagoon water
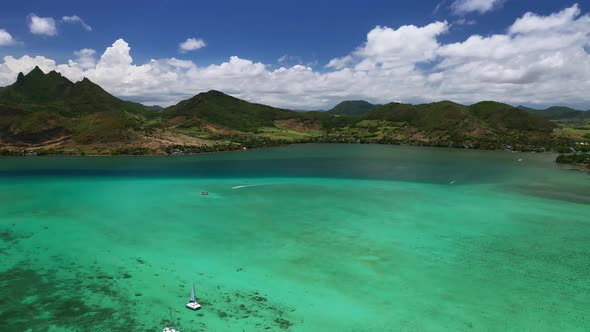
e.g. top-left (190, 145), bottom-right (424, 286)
top-left (0, 144), bottom-right (589, 331)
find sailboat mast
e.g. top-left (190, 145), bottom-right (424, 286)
top-left (190, 283), bottom-right (196, 302)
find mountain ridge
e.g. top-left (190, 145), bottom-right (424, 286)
top-left (518, 105), bottom-right (590, 120)
top-left (0, 67), bottom-right (586, 155)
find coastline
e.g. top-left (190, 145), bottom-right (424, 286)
top-left (3, 140), bottom-right (588, 172)
top-left (0, 140), bottom-right (558, 157)
top-left (557, 162), bottom-right (590, 172)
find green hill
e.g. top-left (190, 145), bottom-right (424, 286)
top-left (470, 101), bottom-right (555, 132)
top-left (327, 100), bottom-right (379, 116)
top-left (0, 67), bottom-right (72, 105)
top-left (0, 67), bottom-right (153, 146)
top-left (364, 101), bottom-right (554, 132)
top-left (0, 66), bottom-right (149, 116)
top-left (343, 100), bottom-right (558, 149)
top-left (0, 67), bottom-right (582, 155)
top-left (518, 105), bottom-right (590, 120)
top-left (162, 90), bottom-right (296, 131)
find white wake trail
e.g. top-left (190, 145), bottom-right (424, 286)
top-left (232, 184), bottom-right (267, 189)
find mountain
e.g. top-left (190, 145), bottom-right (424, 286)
top-left (162, 90), bottom-right (296, 131)
top-left (469, 101), bottom-right (555, 132)
top-left (0, 67), bottom-right (72, 106)
top-left (327, 100), bottom-right (379, 116)
top-left (350, 100), bottom-right (559, 149)
top-left (518, 105), bottom-right (590, 120)
top-left (0, 66), bottom-right (149, 116)
top-left (364, 101), bottom-right (555, 132)
top-left (0, 67), bottom-right (584, 155)
top-left (0, 67), bottom-right (153, 146)
top-left (364, 101), bottom-right (474, 130)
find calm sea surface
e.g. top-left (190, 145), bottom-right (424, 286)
top-left (1, 144), bottom-right (589, 331)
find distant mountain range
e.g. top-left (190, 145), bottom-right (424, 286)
top-left (326, 100), bottom-right (589, 120)
top-left (517, 106), bottom-right (590, 120)
top-left (0, 66), bottom-right (587, 155)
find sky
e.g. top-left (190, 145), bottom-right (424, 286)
top-left (0, 0), bottom-right (589, 110)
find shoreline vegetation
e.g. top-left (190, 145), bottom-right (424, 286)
top-left (1, 67), bottom-right (589, 169)
top-left (556, 153), bottom-right (590, 170)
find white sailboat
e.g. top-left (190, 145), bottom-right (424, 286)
top-left (186, 283), bottom-right (201, 310)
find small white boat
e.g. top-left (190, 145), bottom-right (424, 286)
top-left (186, 283), bottom-right (202, 310)
top-left (163, 308), bottom-right (180, 331)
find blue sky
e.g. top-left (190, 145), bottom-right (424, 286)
top-left (0, 0), bottom-right (583, 66)
top-left (0, 0), bottom-right (589, 109)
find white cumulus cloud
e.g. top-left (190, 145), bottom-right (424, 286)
top-left (71, 49), bottom-right (97, 69)
top-left (353, 22), bottom-right (448, 69)
top-left (28, 14), bottom-right (58, 36)
top-left (1, 4), bottom-right (589, 110)
top-left (325, 55), bottom-right (353, 69)
top-left (451, 0), bottom-right (504, 15)
top-left (0, 29), bottom-right (17, 46)
top-left (437, 4), bottom-right (590, 103)
top-left (62, 15), bottom-right (92, 31)
top-left (179, 38), bottom-right (206, 53)
top-left (509, 4), bottom-right (584, 35)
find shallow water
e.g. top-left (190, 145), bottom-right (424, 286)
top-left (1, 144), bottom-right (589, 331)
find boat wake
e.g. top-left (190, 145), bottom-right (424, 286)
top-left (232, 184), bottom-right (267, 189)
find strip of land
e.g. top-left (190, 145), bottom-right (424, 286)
top-left (1, 67), bottom-right (589, 166)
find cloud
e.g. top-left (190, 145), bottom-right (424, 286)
top-left (62, 15), bottom-right (92, 31)
top-left (278, 55), bottom-right (317, 68)
top-left (1, 4), bottom-right (589, 109)
top-left (433, 1), bottom-right (445, 15)
top-left (328, 21), bottom-right (448, 73)
top-left (437, 3), bottom-right (590, 103)
top-left (179, 38), bottom-right (206, 53)
top-left (278, 54), bottom-right (302, 66)
top-left (71, 48), bottom-right (97, 69)
top-left (28, 14), bottom-right (58, 36)
top-left (0, 29), bottom-right (17, 46)
top-left (354, 22), bottom-right (448, 68)
top-left (325, 55), bottom-right (353, 69)
top-left (454, 18), bottom-right (476, 26)
top-left (508, 4), bottom-right (582, 34)
top-left (451, 0), bottom-right (504, 15)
